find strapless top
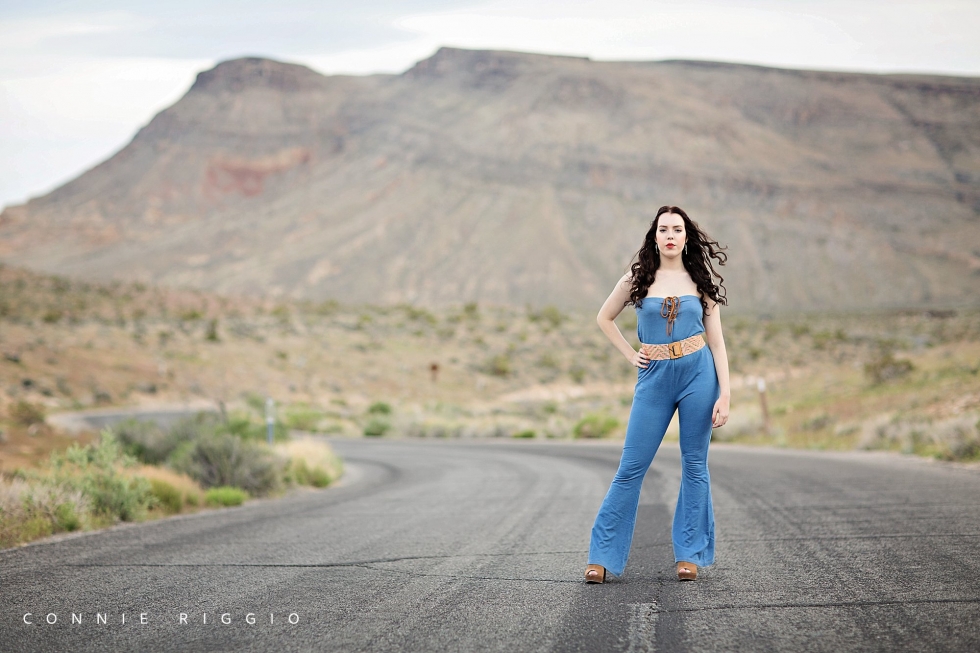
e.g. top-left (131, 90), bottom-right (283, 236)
top-left (636, 295), bottom-right (704, 345)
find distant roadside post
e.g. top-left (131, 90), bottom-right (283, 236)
top-left (265, 398), bottom-right (276, 445)
top-left (757, 378), bottom-right (770, 435)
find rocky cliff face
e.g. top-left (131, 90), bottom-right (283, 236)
top-left (2, 48), bottom-right (978, 311)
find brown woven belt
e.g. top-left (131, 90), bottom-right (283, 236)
top-left (640, 333), bottom-right (706, 360)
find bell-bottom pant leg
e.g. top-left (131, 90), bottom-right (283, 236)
top-left (671, 369), bottom-right (718, 566)
top-left (587, 383), bottom-right (675, 577)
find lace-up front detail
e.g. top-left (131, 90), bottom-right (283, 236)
top-left (660, 295), bottom-right (680, 337)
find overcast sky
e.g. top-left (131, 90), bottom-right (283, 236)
top-left (2, 0), bottom-right (978, 209)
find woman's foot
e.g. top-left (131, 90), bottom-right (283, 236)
top-left (585, 564), bottom-right (606, 583)
top-left (676, 561), bottom-right (698, 581)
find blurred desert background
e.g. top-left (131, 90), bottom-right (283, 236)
top-left (1, 47), bottom-right (979, 545)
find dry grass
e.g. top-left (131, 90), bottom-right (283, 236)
top-left (130, 464), bottom-right (205, 511)
top-left (275, 439), bottom-right (343, 487)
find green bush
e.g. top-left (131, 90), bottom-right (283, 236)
top-left (10, 401), bottom-right (46, 426)
top-left (205, 486), bottom-right (247, 507)
top-left (363, 417), bottom-right (391, 437)
top-left (367, 401), bottom-right (392, 415)
top-left (283, 405), bottom-right (325, 431)
top-left (287, 459), bottom-right (332, 488)
top-left (219, 412), bottom-right (288, 442)
top-left (113, 418), bottom-right (184, 464)
top-left (48, 432), bottom-right (153, 522)
top-left (307, 467), bottom-right (331, 487)
top-left (54, 502), bottom-right (82, 531)
top-left (573, 413), bottom-right (620, 439)
top-left (205, 318), bottom-right (220, 342)
top-left (486, 354), bottom-right (511, 377)
top-left (513, 429), bottom-right (536, 439)
top-left (171, 433), bottom-right (282, 496)
top-left (528, 304), bottom-right (565, 329)
top-left (149, 479), bottom-right (183, 514)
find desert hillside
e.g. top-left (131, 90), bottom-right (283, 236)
top-left (2, 264), bottom-right (978, 472)
top-left (1, 48), bottom-right (978, 310)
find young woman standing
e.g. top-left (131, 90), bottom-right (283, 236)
top-left (585, 205), bottom-right (731, 583)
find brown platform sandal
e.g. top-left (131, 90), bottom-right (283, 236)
top-left (585, 564), bottom-right (606, 583)
top-left (676, 561), bottom-right (698, 581)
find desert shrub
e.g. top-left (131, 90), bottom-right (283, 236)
top-left (219, 411), bottom-right (288, 442)
top-left (286, 458), bottom-right (331, 487)
top-left (10, 400), bottom-right (46, 426)
top-left (137, 465), bottom-right (203, 510)
top-left (801, 413), bottom-right (834, 431)
top-left (513, 429), bottom-right (536, 439)
top-left (463, 302), bottom-right (480, 320)
top-left (205, 486), bottom-right (247, 507)
top-left (367, 401), bottom-right (392, 415)
top-left (860, 413), bottom-right (980, 460)
top-left (205, 318), bottom-right (220, 342)
top-left (864, 349), bottom-right (914, 384)
top-left (276, 439), bottom-right (342, 488)
top-left (400, 304), bottom-right (436, 324)
top-left (48, 432), bottom-right (153, 522)
top-left (528, 305), bottom-right (565, 329)
top-left (42, 309), bottom-right (63, 323)
top-left (113, 418), bottom-right (184, 464)
top-left (171, 432), bottom-right (282, 496)
top-left (149, 479), bottom-right (183, 514)
top-left (363, 417), bottom-right (391, 437)
top-left (486, 354), bottom-right (511, 377)
top-left (0, 479), bottom-right (87, 548)
top-left (573, 413), bottom-right (620, 439)
top-left (53, 502), bottom-right (82, 531)
top-left (283, 404), bottom-right (325, 431)
top-left (536, 353), bottom-right (560, 370)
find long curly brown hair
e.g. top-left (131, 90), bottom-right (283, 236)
top-left (627, 206), bottom-right (728, 315)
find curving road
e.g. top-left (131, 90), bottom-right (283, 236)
top-left (2, 439), bottom-right (979, 652)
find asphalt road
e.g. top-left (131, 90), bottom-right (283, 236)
top-left (46, 405), bottom-right (218, 435)
top-left (2, 438), bottom-right (979, 652)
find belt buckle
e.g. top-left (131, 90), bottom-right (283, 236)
top-left (668, 341), bottom-right (683, 359)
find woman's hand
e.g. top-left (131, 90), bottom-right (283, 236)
top-left (628, 349), bottom-right (649, 369)
top-left (711, 395), bottom-right (730, 428)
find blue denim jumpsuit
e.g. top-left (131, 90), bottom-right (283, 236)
top-left (588, 295), bottom-right (719, 576)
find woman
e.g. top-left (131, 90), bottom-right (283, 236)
top-left (585, 205), bottom-right (731, 583)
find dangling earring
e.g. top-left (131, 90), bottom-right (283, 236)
top-left (655, 243), bottom-right (659, 255)
top-left (684, 243), bottom-right (688, 255)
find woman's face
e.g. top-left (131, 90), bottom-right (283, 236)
top-left (656, 213), bottom-right (686, 257)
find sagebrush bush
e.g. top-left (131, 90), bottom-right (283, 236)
top-left (49, 432), bottom-right (153, 522)
top-left (573, 413), bottom-right (620, 439)
top-left (10, 400), bottom-right (46, 426)
top-left (367, 401), bottom-right (392, 415)
top-left (363, 417), bottom-right (391, 437)
top-left (114, 418), bottom-right (184, 464)
top-left (171, 432), bottom-right (282, 496)
top-left (283, 404), bottom-right (325, 431)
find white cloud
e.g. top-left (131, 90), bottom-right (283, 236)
top-left (0, 55), bottom-right (209, 207)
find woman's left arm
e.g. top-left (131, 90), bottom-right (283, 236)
top-left (703, 300), bottom-right (730, 428)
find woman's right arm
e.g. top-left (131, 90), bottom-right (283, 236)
top-left (597, 274), bottom-right (649, 369)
